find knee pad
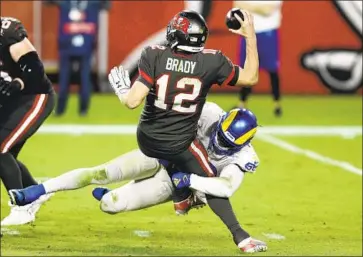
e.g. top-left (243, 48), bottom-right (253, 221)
top-left (99, 191), bottom-right (127, 215)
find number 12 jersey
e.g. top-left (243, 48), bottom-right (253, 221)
top-left (136, 45), bottom-right (240, 155)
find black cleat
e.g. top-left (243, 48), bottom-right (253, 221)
top-left (274, 107), bottom-right (282, 117)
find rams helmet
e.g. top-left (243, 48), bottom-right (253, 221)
top-left (211, 108), bottom-right (258, 156)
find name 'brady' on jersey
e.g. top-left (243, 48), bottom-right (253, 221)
top-left (136, 45), bottom-right (240, 155)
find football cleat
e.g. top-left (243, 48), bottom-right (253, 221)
top-left (274, 106), bottom-right (282, 117)
top-left (173, 193), bottom-right (193, 215)
top-left (190, 194), bottom-right (206, 210)
top-left (29, 193), bottom-right (54, 215)
top-left (1, 202), bottom-right (35, 226)
top-left (238, 237), bottom-right (268, 253)
top-left (1, 192), bottom-right (53, 226)
top-left (174, 192), bottom-right (206, 215)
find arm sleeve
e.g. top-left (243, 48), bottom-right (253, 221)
top-left (135, 47), bottom-right (155, 89)
top-left (189, 164), bottom-right (244, 198)
top-left (215, 51), bottom-right (239, 87)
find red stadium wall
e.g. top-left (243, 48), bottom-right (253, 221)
top-left (1, 1), bottom-right (361, 94)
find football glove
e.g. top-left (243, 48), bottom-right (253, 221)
top-left (238, 237), bottom-right (268, 253)
top-left (108, 65), bottom-right (131, 102)
top-left (172, 172), bottom-right (191, 189)
top-left (0, 78), bottom-right (22, 99)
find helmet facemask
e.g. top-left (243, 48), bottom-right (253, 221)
top-left (209, 109), bottom-right (257, 156)
top-left (210, 120), bottom-right (245, 156)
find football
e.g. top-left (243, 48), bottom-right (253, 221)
top-left (225, 8), bottom-right (244, 30)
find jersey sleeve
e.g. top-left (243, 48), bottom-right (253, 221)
top-left (215, 51), bottom-right (239, 87)
top-left (136, 47), bottom-right (156, 89)
top-left (0, 18), bottom-right (28, 48)
top-left (233, 144), bottom-right (260, 173)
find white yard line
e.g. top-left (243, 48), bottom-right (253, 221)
top-left (1, 227), bottom-right (20, 235)
top-left (257, 134), bottom-right (362, 176)
top-left (33, 125), bottom-right (362, 177)
top-left (262, 232), bottom-right (286, 240)
top-left (38, 125), bottom-right (362, 136)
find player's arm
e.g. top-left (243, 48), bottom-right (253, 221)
top-left (190, 142), bottom-right (260, 197)
top-left (233, 1), bottom-right (282, 16)
top-left (233, 10), bottom-right (259, 86)
top-left (0, 18), bottom-right (46, 96)
top-left (108, 47), bottom-right (154, 109)
top-left (216, 51), bottom-right (258, 87)
top-left (172, 144), bottom-right (259, 197)
top-left (189, 164), bottom-right (245, 198)
top-left (108, 69), bottom-right (150, 109)
top-left (124, 81), bottom-right (150, 109)
top-left (9, 37), bottom-right (47, 91)
top-left (216, 11), bottom-right (258, 87)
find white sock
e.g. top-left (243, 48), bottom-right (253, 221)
top-left (43, 165), bottom-right (109, 193)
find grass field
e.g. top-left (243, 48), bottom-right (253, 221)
top-left (1, 94), bottom-right (362, 256)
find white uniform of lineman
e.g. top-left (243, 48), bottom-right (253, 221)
top-left (35, 102), bottom-right (259, 214)
top-left (97, 102), bottom-right (259, 213)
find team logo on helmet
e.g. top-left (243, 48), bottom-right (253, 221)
top-left (171, 15), bottom-right (191, 34)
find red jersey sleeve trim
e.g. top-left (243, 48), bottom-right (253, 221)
top-left (139, 69), bottom-right (153, 85)
top-left (221, 67), bottom-right (236, 87)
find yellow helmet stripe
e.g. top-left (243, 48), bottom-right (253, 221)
top-left (235, 127), bottom-right (257, 145)
top-left (221, 110), bottom-right (238, 132)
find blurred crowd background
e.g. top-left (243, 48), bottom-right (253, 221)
top-left (1, 0), bottom-right (361, 116)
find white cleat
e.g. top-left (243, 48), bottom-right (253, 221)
top-left (1, 193), bottom-right (54, 226)
top-left (238, 237), bottom-right (268, 253)
top-left (29, 193), bottom-right (54, 215)
top-left (1, 203), bottom-right (35, 226)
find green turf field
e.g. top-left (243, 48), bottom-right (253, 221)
top-left (1, 94), bottom-right (362, 256)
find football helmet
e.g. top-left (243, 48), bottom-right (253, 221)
top-left (210, 108), bottom-right (258, 156)
top-left (166, 10), bottom-right (209, 53)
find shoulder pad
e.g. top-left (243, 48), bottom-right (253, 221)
top-left (0, 17), bottom-right (28, 48)
top-left (235, 144), bottom-right (260, 173)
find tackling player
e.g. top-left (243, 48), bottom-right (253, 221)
top-left (10, 102), bottom-right (267, 253)
top-left (0, 17), bottom-right (55, 226)
top-left (108, 9), bottom-right (258, 249)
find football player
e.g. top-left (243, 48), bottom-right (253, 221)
top-left (0, 17), bottom-right (55, 226)
top-left (10, 102), bottom-right (267, 253)
top-left (108, 9), bottom-right (258, 249)
top-left (120, 0), bottom-right (213, 79)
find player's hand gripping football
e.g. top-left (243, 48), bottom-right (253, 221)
top-left (229, 10), bottom-right (256, 39)
top-left (108, 65), bottom-right (131, 97)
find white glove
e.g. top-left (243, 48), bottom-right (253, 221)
top-left (108, 65), bottom-right (131, 99)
